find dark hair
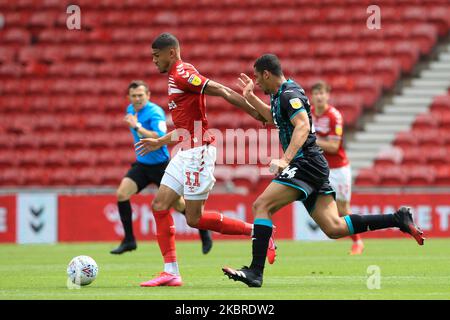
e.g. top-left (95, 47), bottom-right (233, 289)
top-left (128, 80), bottom-right (150, 94)
top-left (254, 54), bottom-right (283, 77)
top-left (311, 80), bottom-right (331, 93)
top-left (152, 32), bottom-right (179, 50)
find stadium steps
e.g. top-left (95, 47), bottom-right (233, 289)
top-left (348, 42), bottom-right (450, 178)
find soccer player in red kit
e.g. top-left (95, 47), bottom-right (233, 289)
top-left (311, 81), bottom-right (364, 255)
top-left (135, 33), bottom-right (276, 286)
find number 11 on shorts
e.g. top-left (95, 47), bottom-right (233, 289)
top-left (185, 171), bottom-right (200, 187)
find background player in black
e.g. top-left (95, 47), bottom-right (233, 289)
top-left (111, 80), bottom-right (212, 255)
top-left (222, 54), bottom-right (424, 287)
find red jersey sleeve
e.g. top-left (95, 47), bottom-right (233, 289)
top-left (328, 108), bottom-right (344, 140)
top-left (174, 64), bottom-right (209, 94)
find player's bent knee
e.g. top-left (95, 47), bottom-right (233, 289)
top-left (185, 215), bottom-right (200, 228)
top-left (152, 198), bottom-right (171, 212)
top-left (252, 198), bottom-right (271, 216)
top-left (322, 222), bottom-right (348, 239)
top-left (116, 188), bottom-right (131, 202)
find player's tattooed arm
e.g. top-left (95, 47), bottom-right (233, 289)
top-left (203, 79), bottom-right (266, 123)
top-left (237, 73), bottom-right (273, 124)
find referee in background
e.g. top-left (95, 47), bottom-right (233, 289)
top-left (111, 80), bottom-right (213, 254)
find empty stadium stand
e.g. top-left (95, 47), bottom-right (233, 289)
top-left (0, 0), bottom-right (449, 189)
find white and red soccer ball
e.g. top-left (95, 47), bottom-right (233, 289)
top-left (67, 255), bottom-right (99, 286)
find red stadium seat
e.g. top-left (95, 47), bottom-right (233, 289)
top-left (412, 113), bottom-right (439, 130)
top-left (43, 151), bottom-right (67, 167)
top-left (410, 23), bottom-right (438, 54)
top-left (0, 168), bottom-right (25, 186)
top-left (116, 150), bottom-right (135, 166)
top-left (95, 150), bottom-right (120, 166)
top-left (437, 112), bottom-right (450, 128)
top-left (3, 28), bottom-right (30, 44)
top-left (99, 166), bottom-right (125, 186)
top-left (28, 11), bottom-right (57, 27)
top-left (427, 6), bottom-right (450, 36)
top-left (392, 41), bottom-right (420, 73)
top-left (414, 129), bottom-right (442, 147)
top-left (354, 168), bottom-right (380, 186)
top-left (0, 135), bottom-right (13, 149)
top-left (374, 147), bottom-right (403, 166)
top-left (64, 132), bottom-right (89, 149)
top-left (16, 134), bottom-right (39, 149)
top-left (0, 150), bottom-right (18, 168)
top-left (48, 168), bottom-right (76, 186)
top-left (401, 147), bottom-right (427, 165)
top-left (438, 128), bottom-right (450, 146)
top-left (423, 146), bottom-right (448, 165)
top-left (435, 166), bottom-right (450, 186)
top-left (83, 115), bottom-right (110, 131)
top-left (74, 168), bottom-right (102, 185)
top-left (65, 149), bottom-right (94, 168)
top-left (2, 1), bottom-right (448, 188)
top-left (404, 165), bottom-right (436, 186)
top-left (40, 132), bottom-right (63, 149)
top-left (393, 131), bottom-right (418, 148)
top-left (377, 165), bottom-right (407, 186)
top-left (430, 95), bottom-right (450, 113)
top-left (23, 168), bottom-right (49, 186)
top-left (373, 58), bottom-right (401, 89)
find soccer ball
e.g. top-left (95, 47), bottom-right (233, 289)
top-left (67, 255), bottom-right (98, 286)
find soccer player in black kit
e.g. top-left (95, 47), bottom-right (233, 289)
top-left (222, 54), bottom-right (425, 288)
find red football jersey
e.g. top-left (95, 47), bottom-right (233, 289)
top-left (311, 104), bottom-right (349, 168)
top-left (167, 60), bottom-right (213, 147)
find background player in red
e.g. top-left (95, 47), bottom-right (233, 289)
top-left (135, 33), bottom-right (276, 287)
top-left (311, 81), bottom-right (364, 255)
top-left (110, 80), bottom-right (213, 255)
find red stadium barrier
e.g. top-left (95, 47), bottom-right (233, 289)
top-left (351, 193), bottom-right (450, 239)
top-left (0, 195), bottom-right (16, 242)
top-left (1, 193), bottom-right (449, 243)
top-left (57, 194), bottom-right (293, 242)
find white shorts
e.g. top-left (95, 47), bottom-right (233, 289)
top-left (160, 145), bottom-right (216, 200)
top-left (329, 164), bottom-right (352, 202)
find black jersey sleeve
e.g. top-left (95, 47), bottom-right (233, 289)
top-left (279, 89), bottom-right (309, 121)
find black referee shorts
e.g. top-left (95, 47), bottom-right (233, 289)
top-left (272, 153), bottom-right (336, 214)
top-left (124, 161), bottom-right (169, 193)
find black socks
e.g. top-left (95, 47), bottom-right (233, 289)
top-left (346, 214), bottom-right (400, 234)
top-left (250, 221), bottom-right (273, 275)
top-left (118, 200), bottom-right (134, 241)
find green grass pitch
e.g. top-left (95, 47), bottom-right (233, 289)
top-left (1, 239), bottom-right (449, 300)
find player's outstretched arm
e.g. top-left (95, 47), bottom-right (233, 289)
top-left (203, 80), bottom-right (266, 123)
top-left (237, 73), bottom-right (273, 124)
top-left (135, 130), bottom-right (177, 156)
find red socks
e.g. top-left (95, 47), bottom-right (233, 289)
top-left (153, 210), bottom-right (177, 263)
top-left (197, 211), bottom-right (252, 236)
top-left (350, 233), bottom-right (362, 242)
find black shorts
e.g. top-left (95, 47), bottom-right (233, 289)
top-left (125, 161), bottom-right (169, 193)
top-left (272, 153), bottom-right (336, 214)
